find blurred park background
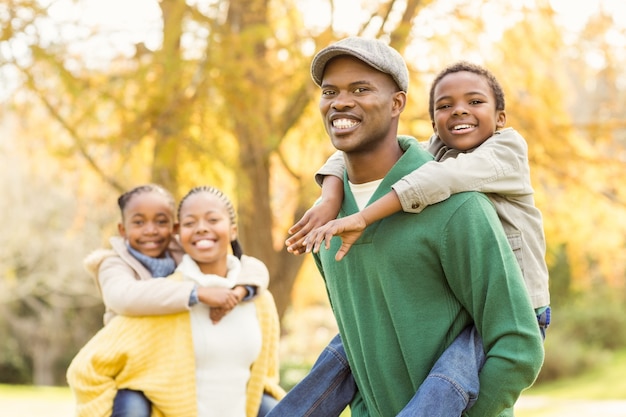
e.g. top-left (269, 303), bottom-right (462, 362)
top-left (1, 0), bottom-right (626, 414)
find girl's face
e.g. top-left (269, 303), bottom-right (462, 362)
top-left (118, 191), bottom-right (176, 258)
top-left (432, 71), bottom-right (506, 151)
top-left (178, 191), bottom-right (237, 275)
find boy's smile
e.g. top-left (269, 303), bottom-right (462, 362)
top-left (432, 70), bottom-right (506, 151)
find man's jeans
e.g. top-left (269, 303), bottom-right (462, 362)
top-left (267, 326), bottom-right (484, 417)
top-left (112, 389), bottom-right (279, 417)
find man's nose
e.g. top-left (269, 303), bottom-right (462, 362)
top-left (331, 91), bottom-right (355, 110)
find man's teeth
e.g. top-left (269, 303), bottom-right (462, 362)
top-left (333, 119), bottom-right (358, 129)
top-left (454, 124), bottom-right (474, 130)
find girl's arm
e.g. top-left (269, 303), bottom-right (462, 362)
top-left (96, 256), bottom-right (195, 317)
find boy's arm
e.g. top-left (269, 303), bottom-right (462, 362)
top-left (307, 190), bottom-right (402, 260)
top-left (286, 174), bottom-right (344, 254)
top-left (395, 129), bottom-right (532, 213)
top-left (314, 150), bottom-right (345, 186)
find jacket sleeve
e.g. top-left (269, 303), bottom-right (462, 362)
top-left (314, 150), bottom-right (345, 187)
top-left (393, 129), bottom-right (533, 213)
top-left (98, 258), bottom-right (195, 317)
top-left (236, 255), bottom-right (270, 293)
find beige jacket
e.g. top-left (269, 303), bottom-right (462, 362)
top-left (317, 128), bottom-right (550, 308)
top-left (85, 236), bottom-right (270, 325)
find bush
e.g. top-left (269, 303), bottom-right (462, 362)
top-left (535, 291), bottom-right (626, 383)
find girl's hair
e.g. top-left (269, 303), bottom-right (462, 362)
top-left (428, 61), bottom-right (505, 121)
top-left (178, 186), bottom-right (243, 259)
top-left (117, 184), bottom-right (176, 219)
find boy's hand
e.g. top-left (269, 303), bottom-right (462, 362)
top-left (305, 213), bottom-right (367, 261)
top-left (285, 201), bottom-right (339, 255)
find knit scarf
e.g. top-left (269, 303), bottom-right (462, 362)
top-left (127, 243), bottom-right (177, 278)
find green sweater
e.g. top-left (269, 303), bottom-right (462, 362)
top-left (314, 137), bottom-right (544, 417)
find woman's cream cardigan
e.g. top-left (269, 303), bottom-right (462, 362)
top-left (67, 272), bottom-right (284, 417)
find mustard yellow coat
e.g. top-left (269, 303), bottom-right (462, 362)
top-left (67, 275), bottom-right (284, 417)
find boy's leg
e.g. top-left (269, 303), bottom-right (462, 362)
top-left (537, 306), bottom-right (551, 340)
top-left (266, 333), bottom-right (356, 417)
top-left (111, 389), bottom-right (151, 417)
top-left (397, 326), bottom-right (485, 417)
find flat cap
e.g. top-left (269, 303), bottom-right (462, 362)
top-left (311, 37), bottom-right (409, 92)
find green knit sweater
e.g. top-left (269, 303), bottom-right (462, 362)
top-left (314, 137), bottom-right (544, 417)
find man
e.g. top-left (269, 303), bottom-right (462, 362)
top-left (272, 37), bottom-right (543, 417)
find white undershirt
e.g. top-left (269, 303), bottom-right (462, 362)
top-left (178, 255), bottom-right (262, 417)
top-left (349, 178), bottom-right (383, 211)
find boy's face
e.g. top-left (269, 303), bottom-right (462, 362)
top-left (319, 56), bottom-right (405, 156)
top-left (178, 192), bottom-right (237, 275)
top-left (118, 192), bottom-right (175, 258)
top-left (432, 71), bottom-right (506, 151)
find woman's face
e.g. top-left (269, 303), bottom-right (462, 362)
top-left (178, 191), bottom-right (237, 275)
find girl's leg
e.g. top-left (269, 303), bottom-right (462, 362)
top-left (111, 389), bottom-right (151, 417)
top-left (257, 393), bottom-right (279, 417)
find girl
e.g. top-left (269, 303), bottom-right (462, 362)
top-left (71, 184), bottom-right (282, 417)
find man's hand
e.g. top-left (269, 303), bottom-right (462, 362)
top-left (305, 213), bottom-right (367, 261)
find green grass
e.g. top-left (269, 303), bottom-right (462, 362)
top-left (524, 349), bottom-right (626, 399)
top-left (2, 351), bottom-right (626, 417)
top-left (0, 383), bottom-right (72, 399)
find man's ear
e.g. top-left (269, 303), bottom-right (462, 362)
top-left (392, 91), bottom-right (407, 116)
top-left (117, 222), bottom-right (126, 238)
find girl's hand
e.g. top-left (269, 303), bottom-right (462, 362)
top-left (197, 287), bottom-right (239, 309)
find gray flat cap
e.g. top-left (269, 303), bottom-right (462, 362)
top-left (311, 37), bottom-right (409, 92)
